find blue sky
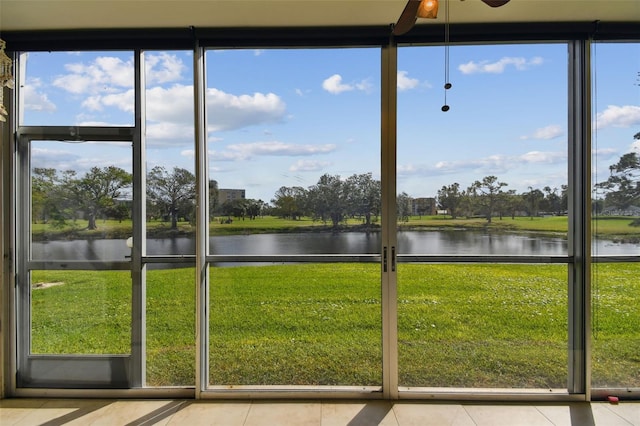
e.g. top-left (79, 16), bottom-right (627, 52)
top-left (22, 42), bottom-right (640, 203)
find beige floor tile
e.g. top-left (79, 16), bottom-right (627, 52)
top-left (321, 401), bottom-right (397, 426)
top-left (63, 400), bottom-right (176, 425)
top-left (165, 401), bottom-right (251, 426)
top-left (393, 403), bottom-right (475, 426)
top-left (244, 402), bottom-right (322, 426)
top-left (0, 399), bottom-right (48, 425)
top-left (535, 403), bottom-right (595, 426)
top-left (591, 403), bottom-right (636, 426)
top-left (463, 404), bottom-right (554, 426)
top-left (10, 399), bottom-right (113, 426)
top-left (600, 402), bottom-right (640, 426)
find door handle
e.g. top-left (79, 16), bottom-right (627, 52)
top-left (391, 246), bottom-right (396, 272)
top-left (383, 246), bottom-right (388, 272)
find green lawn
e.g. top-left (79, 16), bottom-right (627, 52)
top-left (30, 263), bottom-right (640, 389)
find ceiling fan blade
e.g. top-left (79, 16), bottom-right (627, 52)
top-left (393, 0), bottom-right (421, 36)
top-left (480, 0), bottom-right (510, 7)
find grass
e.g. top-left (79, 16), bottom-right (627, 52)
top-left (30, 263), bottom-right (640, 389)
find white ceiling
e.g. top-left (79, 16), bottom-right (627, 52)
top-left (1, 0), bottom-right (639, 32)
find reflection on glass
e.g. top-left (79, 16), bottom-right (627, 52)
top-left (398, 264), bottom-right (567, 388)
top-left (209, 263), bottom-right (381, 386)
top-left (30, 140), bottom-right (133, 261)
top-left (591, 263), bottom-right (640, 389)
top-left (146, 266), bottom-right (196, 386)
top-left (30, 270), bottom-right (131, 355)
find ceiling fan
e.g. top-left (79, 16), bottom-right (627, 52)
top-left (393, 0), bottom-right (511, 35)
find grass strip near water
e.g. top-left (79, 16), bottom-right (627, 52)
top-left (30, 215), bottom-right (640, 240)
top-left (30, 263), bottom-right (640, 388)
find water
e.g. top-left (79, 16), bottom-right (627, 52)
top-left (31, 230), bottom-right (639, 262)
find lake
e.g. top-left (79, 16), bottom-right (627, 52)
top-left (31, 230), bottom-right (639, 262)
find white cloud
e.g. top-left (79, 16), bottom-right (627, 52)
top-left (595, 105), bottom-right (640, 129)
top-left (458, 56), bottom-right (544, 74)
top-left (399, 150), bottom-right (565, 177)
top-left (289, 159), bottom-right (332, 172)
top-left (397, 71), bottom-right (420, 91)
top-left (632, 140), bottom-right (640, 153)
top-left (519, 150), bottom-right (566, 164)
top-left (146, 84), bottom-right (194, 123)
top-left (53, 53), bottom-right (185, 97)
top-left (323, 74), bottom-right (353, 94)
top-left (322, 74), bottom-right (372, 95)
top-left (520, 125), bottom-right (564, 140)
top-left (207, 87), bottom-right (287, 131)
top-left (213, 141), bottom-right (336, 161)
top-left (22, 78), bottom-right (57, 112)
top-left (31, 146), bottom-right (130, 173)
top-left (145, 52), bottom-right (186, 84)
top-left (54, 56), bottom-right (134, 94)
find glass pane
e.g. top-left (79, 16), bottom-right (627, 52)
top-left (144, 50), bottom-right (196, 256)
top-left (146, 265), bottom-right (196, 386)
top-left (209, 263), bottom-right (381, 386)
top-left (591, 263), bottom-right (640, 389)
top-left (398, 264), bottom-right (568, 388)
top-left (205, 47), bottom-right (382, 388)
top-left (206, 48), bottom-right (381, 251)
top-left (31, 140), bottom-right (133, 261)
top-left (21, 51), bottom-right (134, 126)
top-left (397, 44), bottom-right (568, 256)
top-left (30, 270), bottom-right (131, 355)
top-left (591, 41), bottom-right (640, 390)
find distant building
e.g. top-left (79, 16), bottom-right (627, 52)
top-left (219, 189), bottom-right (246, 205)
top-left (411, 197), bottom-right (437, 216)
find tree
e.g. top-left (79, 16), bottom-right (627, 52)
top-left (469, 176), bottom-right (507, 223)
top-left (437, 183), bottom-right (462, 219)
top-left (246, 199), bottom-right (266, 219)
top-left (523, 186), bottom-right (544, 219)
top-left (209, 179), bottom-right (219, 218)
top-left (397, 192), bottom-right (412, 222)
top-left (271, 186), bottom-right (307, 220)
top-left (345, 172), bottom-right (381, 226)
top-left (63, 166), bottom-right (132, 230)
top-left (542, 186), bottom-right (562, 215)
top-left (31, 167), bottom-right (60, 224)
top-left (597, 151), bottom-right (640, 211)
top-left (307, 174), bottom-right (347, 228)
top-left (147, 166), bottom-right (195, 230)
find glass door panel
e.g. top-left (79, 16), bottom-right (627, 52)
top-left (591, 41), bottom-right (640, 391)
top-left (18, 135), bottom-right (135, 388)
top-left (205, 47), bottom-right (382, 389)
top-left (396, 43), bottom-right (569, 390)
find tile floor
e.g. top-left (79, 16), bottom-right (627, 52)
top-left (1, 399), bottom-right (639, 426)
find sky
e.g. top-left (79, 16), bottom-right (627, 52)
top-left (21, 42), bottom-right (640, 204)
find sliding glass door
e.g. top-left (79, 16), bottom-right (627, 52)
top-left (396, 43), bottom-right (571, 392)
top-left (203, 47), bottom-right (384, 392)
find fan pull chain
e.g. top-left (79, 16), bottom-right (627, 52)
top-left (442, 0), bottom-right (451, 112)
